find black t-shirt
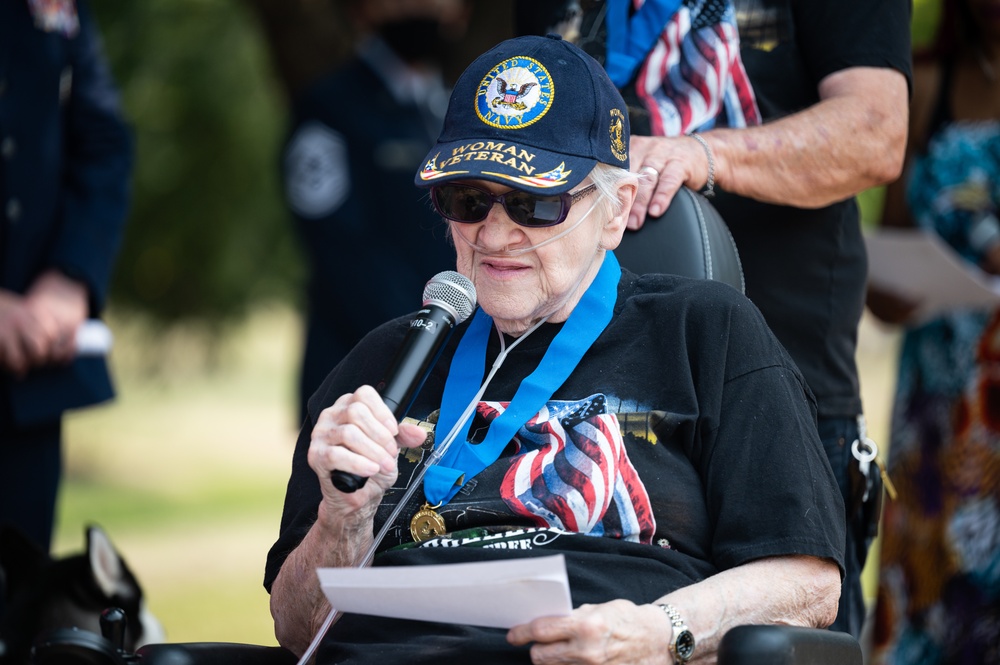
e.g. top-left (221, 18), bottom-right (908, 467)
top-left (712, 0), bottom-right (912, 418)
top-left (265, 271), bottom-right (845, 664)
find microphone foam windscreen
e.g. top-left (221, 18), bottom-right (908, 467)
top-left (423, 271), bottom-right (477, 323)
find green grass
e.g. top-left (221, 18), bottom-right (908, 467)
top-left (57, 477), bottom-right (282, 538)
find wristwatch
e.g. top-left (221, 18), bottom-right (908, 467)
top-left (657, 603), bottom-right (696, 663)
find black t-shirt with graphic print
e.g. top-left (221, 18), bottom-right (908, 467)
top-left (264, 270), bottom-right (845, 664)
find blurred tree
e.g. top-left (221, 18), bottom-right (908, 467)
top-left (913, 0), bottom-right (944, 49)
top-left (92, 0), bottom-right (301, 329)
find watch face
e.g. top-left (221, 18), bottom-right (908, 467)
top-left (676, 630), bottom-right (696, 659)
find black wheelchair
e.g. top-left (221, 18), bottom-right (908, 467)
top-left (31, 189), bottom-right (860, 665)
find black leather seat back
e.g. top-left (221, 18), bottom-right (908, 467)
top-left (615, 186), bottom-right (744, 293)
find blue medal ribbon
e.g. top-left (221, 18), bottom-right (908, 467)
top-left (423, 252), bottom-right (621, 506)
top-left (605, 0), bottom-right (682, 88)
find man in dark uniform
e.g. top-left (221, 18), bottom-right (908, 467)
top-left (282, 0), bottom-right (469, 422)
top-left (0, 0), bottom-right (132, 553)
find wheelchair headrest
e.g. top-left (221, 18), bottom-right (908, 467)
top-left (615, 187), bottom-right (745, 293)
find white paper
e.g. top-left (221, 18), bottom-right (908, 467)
top-left (865, 228), bottom-right (1000, 322)
top-left (317, 554), bottom-right (572, 629)
top-left (75, 320), bottom-right (113, 356)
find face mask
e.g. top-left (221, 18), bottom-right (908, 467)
top-left (378, 18), bottom-right (451, 64)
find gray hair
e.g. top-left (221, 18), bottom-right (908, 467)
top-left (588, 162), bottom-right (639, 219)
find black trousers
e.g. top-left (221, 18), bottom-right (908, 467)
top-left (0, 413), bottom-right (61, 553)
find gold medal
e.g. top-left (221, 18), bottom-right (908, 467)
top-left (409, 502), bottom-right (446, 542)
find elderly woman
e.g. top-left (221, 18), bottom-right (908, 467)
top-left (265, 34), bottom-right (844, 665)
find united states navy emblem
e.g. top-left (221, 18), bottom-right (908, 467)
top-left (476, 57), bottom-right (553, 130)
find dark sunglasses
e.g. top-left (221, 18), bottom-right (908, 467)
top-left (430, 182), bottom-right (597, 228)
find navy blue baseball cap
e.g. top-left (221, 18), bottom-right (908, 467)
top-left (415, 34), bottom-right (630, 195)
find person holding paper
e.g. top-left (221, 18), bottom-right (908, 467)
top-left (266, 34), bottom-right (845, 664)
top-left (868, 0), bottom-right (1000, 661)
top-left (0, 0), bottom-right (131, 554)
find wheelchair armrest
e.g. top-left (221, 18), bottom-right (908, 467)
top-left (718, 625), bottom-right (862, 665)
top-left (133, 642), bottom-right (297, 665)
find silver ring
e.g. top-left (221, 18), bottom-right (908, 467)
top-left (640, 165), bottom-right (659, 177)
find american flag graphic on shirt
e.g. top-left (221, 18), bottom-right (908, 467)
top-left (487, 394), bottom-right (657, 544)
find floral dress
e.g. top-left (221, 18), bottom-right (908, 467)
top-left (873, 119), bottom-right (1000, 664)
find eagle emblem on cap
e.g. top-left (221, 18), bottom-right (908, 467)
top-left (492, 78), bottom-right (537, 112)
top-left (476, 56), bottom-right (554, 130)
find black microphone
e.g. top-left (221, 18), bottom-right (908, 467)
top-left (331, 271), bottom-right (477, 493)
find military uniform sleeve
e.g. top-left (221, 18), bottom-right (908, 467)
top-left (46, 0), bottom-right (132, 314)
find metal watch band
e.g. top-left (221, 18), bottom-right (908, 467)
top-left (690, 132), bottom-right (715, 198)
top-left (657, 603), bottom-right (696, 664)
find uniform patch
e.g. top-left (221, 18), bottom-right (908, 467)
top-left (476, 56), bottom-right (553, 130)
top-left (609, 108), bottom-right (627, 162)
top-left (28, 0), bottom-right (79, 37)
top-left (284, 121), bottom-right (349, 219)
